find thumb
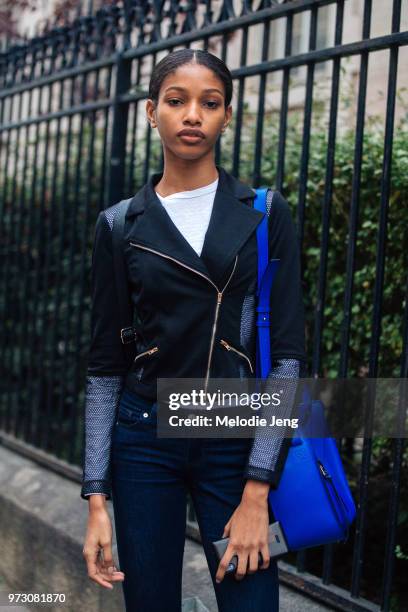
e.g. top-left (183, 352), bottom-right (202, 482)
top-left (222, 521), bottom-right (231, 538)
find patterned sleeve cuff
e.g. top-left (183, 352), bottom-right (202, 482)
top-left (81, 479), bottom-right (112, 500)
top-left (243, 465), bottom-right (280, 488)
top-left (243, 436), bottom-right (292, 489)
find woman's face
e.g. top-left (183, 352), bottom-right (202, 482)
top-left (146, 62), bottom-right (232, 161)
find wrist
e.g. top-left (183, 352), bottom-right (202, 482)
top-left (88, 494), bottom-right (108, 511)
top-left (242, 479), bottom-right (270, 503)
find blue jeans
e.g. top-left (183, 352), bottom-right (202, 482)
top-left (111, 389), bottom-right (279, 612)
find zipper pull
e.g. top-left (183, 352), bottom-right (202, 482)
top-left (217, 292), bottom-right (222, 304)
top-left (318, 461), bottom-right (331, 479)
top-left (148, 347), bottom-right (159, 355)
top-left (220, 339), bottom-right (231, 350)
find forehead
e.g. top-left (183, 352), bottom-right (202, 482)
top-left (160, 63), bottom-right (224, 96)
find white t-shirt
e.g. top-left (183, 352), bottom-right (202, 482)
top-left (155, 177), bottom-right (218, 256)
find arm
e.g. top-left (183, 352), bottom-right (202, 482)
top-left (215, 192), bottom-right (306, 583)
top-left (81, 210), bottom-right (131, 500)
top-left (243, 358), bottom-right (300, 488)
top-left (81, 210), bottom-right (130, 589)
top-left (243, 190), bottom-right (307, 489)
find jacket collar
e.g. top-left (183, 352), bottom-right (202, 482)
top-left (124, 165), bottom-right (264, 289)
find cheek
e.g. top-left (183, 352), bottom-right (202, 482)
top-left (209, 115), bottom-right (228, 136)
top-left (155, 110), bottom-right (176, 131)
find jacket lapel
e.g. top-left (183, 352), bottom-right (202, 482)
top-left (125, 165), bottom-right (265, 288)
top-left (200, 170), bottom-right (264, 288)
top-left (125, 178), bottom-right (210, 277)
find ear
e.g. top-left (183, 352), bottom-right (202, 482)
top-left (145, 99), bottom-right (156, 125)
top-left (223, 104), bottom-right (233, 130)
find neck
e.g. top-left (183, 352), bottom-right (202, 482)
top-left (154, 153), bottom-right (219, 197)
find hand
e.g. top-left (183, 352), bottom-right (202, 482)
top-left (215, 481), bottom-right (270, 584)
top-left (83, 496), bottom-right (125, 589)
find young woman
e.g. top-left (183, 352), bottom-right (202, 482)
top-left (81, 49), bottom-right (306, 612)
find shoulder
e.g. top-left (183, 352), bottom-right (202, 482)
top-left (267, 190), bottom-right (296, 227)
top-left (265, 190), bottom-right (299, 252)
top-left (269, 190), bottom-right (292, 215)
top-left (248, 186), bottom-right (295, 230)
top-left (92, 198), bottom-right (134, 254)
top-left (99, 197), bottom-right (133, 232)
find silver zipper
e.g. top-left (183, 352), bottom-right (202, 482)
top-left (129, 242), bottom-right (238, 394)
top-left (220, 339), bottom-right (254, 374)
top-left (129, 242), bottom-right (219, 290)
top-left (133, 346), bottom-right (159, 363)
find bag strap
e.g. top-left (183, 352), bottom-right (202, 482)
top-left (253, 188), bottom-right (280, 379)
top-left (254, 188), bottom-right (269, 294)
top-left (111, 198), bottom-right (138, 365)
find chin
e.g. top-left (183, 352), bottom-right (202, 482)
top-left (172, 147), bottom-right (209, 161)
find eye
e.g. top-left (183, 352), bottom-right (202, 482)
top-left (205, 101), bottom-right (220, 109)
top-left (166, 98), bottom-right (220, 109)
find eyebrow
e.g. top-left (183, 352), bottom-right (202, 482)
top-left (163, 86), bottom-right (224, 96)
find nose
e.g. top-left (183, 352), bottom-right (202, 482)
top-left (183, 100), bottom-right (202, 124)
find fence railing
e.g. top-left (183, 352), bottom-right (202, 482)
top-left (1, 1), bottom-right (407, 610)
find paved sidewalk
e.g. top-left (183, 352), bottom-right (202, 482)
top-left (0, 444), bottom-right (336, 612)
top-left (1, 544), bottom-right (334, 612)
top-left (0, 573), bottom-right (30, 612)
top-left (182, 537), bottom-right (334, 611)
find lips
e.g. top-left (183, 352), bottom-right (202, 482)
top-left (177, 129), bottom-right (205, 139)
top-left (179, 135), bottom-right (203, 144)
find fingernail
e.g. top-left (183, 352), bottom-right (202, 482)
top-left (216, 579), bottom-right (221, 584)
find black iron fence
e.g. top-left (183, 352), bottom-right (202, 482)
top-left (1, 1), bottom-right (407, 610)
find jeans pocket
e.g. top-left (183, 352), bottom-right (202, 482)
top-left (115, 391), bottom-right (156, 429)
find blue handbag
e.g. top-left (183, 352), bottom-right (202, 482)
top-left (253, 187), bottom-right (356, 553)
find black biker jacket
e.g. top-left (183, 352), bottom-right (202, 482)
top-left (81, 165), bottom-right (307, 499)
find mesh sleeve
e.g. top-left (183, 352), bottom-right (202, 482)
top-left (243, 358), bottom-right (300, 488)
top-left (81, 206), bottom-right (129, 500)
top-left (81, 375), bottom-right (124, 500)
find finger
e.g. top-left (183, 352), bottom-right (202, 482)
top-left (235, 552), bottom-right (248, 581)
top-left (215, 546), bottom-right (236, 584)
top-left (85, 554), bottom-right (114, 590)
top-left (101, 543), bottom-right (114, 570)
top-left (222, 520), bottom-right (231, 539)
top-left (99, 569), bottom-right (125, 583)
top-left (96, 551), bottom-right (125, 582)
top-left (247, 550), bottom-right (259, 575)
top-left (91, 570), bottom-right (115, 589)
top-left (97, 561), bottom-right (125, 582)
top-left (259, 544), bottom-right (270, 570)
